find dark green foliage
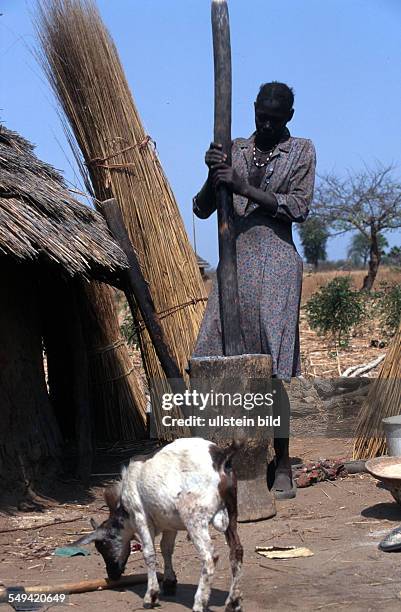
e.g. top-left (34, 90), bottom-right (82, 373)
top-left (304, 276), bottom-right (366, 346)
top-left (382, 246), bottom-right (401, 267)
top-left (375, 282), bottom-right (401, 335)
top-left (298, 216), bottom-right (329, 269)
top-left (120, 304), bottom-right (138, 346)
top-left (347, 232), bottom-right (388, 268)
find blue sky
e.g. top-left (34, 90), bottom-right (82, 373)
top-left (1, 0), bottom-right (401, 266)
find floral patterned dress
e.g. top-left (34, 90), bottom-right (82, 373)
top-left (192, 129), bottom-right (316, 381)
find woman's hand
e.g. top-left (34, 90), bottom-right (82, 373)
top-left (205, 142), bottom-right (227, 168)
top-left (211, 163), bottom-right (248, 196)
top-left (205, 142), bottom-right (248, 195)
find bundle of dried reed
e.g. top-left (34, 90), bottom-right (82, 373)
top-left (353, 321), bottom-right (401, 459)
top-left (78, 281), bottom-right (147, 441)
top-left (36, 0), bottom-right (207, 438)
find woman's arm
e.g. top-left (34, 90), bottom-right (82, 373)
top-left (193, 173), bottom-right (217, 219)
top-left (272, 140), bottom-right (316, 223)
top-left (240, 183), bottom-right (279, 216)
top-left (193, 142), bottom-right (227, 219)
top-left (210, 165), bottom-right (279, 215)
top-left (212, 140), bottom-right (316, 223)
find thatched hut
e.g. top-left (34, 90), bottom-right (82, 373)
top-left (0, 126), bottom-right (145, 487)
top-left (196, 255), bottom-right (211, 281)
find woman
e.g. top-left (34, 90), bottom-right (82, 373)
top-left (192, 82), bottom-right (316, 499)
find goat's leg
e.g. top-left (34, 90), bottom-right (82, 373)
top-left (160, 530), bottom-right (177, 595)
top-left (136, 517), bottom-right (160, 608)
top-left (224, 523), bottom-right (243, 612)
top-left (185, 518), bottom-right (217, 612)
top-left (177, 493), bottom-right (218, 611)
top-left (222, 473), bottom-right (243, 612)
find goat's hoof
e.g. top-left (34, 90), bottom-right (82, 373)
top-left (225, 599), bottom-right (243, 612)
top-left (143, 591), bottom-right (160, 609)
top-left (162, 578), bottom-right (177, 596)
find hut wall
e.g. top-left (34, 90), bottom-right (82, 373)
top-left (41, 273), bottom-right (82, 440)
top-left (0, 260), bottom-right (61, 485)
top-left (41, 273), bottom-right (147, 445)
top-left (40, 272), bottom-right (92, 480)
top-left (77, 281), bottom-right (147, 442)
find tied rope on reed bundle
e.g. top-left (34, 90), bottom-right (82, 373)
top-left (353, 320), bottom-right (401, 459)
top-left (35, 0), bottom-right (208, 439)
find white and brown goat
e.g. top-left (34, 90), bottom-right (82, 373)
top-left (74, 438), bottom-right (243, 612)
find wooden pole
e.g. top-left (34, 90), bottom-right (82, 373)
top-left (0, 574), bottom-right (162, 601)
top-left (211, 0), bottom-right (243, 356)
top-left (100, 198), bottom-right (186, 393)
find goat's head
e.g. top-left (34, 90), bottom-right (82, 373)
top-left (73, 484), bottom-right (134, 581)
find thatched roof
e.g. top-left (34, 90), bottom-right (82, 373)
top-left (196, 255), bottom-right (210, 270)
top-left (0, 126), bottom-right (128, 279)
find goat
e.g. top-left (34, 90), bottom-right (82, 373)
top-left (74, 437), bottom-right (243, 612)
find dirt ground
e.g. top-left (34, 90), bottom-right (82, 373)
top-left (2, 436), bottom-right (401, 612)
top-left (2, 269), bottom-right (400, 611)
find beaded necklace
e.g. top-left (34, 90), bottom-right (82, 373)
top-left (252, 144), bottom-right (275, 168)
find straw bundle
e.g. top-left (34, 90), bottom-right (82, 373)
top-left (353, 321), bottom-right (401, 459)
top-left (36, 0), bottom-right (207, 437)
top-left (79, 281), bottom-right (147, 441)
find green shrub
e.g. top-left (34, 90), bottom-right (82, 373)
top-left (304, 276), bottom-right (366, 347)
top-left (375, 282), bottom-right (401, 335)
top-left (120, 304), bottom-right (139, 347)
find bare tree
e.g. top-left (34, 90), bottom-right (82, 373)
top-left (314, 164), bottom-right (401, 290)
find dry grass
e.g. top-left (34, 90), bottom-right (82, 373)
top-left (299, 267), bottom-right (401, 379)
top-left (36, 0), bottom-right (207, 438)
top-left (80, 282), bottom-right (147, 441)
top-left (0, 126), bottom-right (127, 278)
top-left (353, 320), bottom-right (401, 459)
top-left (202, 267), bottom-right (401, 379)
top-left (300, 268), bottom-right (399, 376)
top-left (301, 266), bottom-right (401, 304)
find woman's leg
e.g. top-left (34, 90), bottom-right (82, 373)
top-left (271, 380), bottom-right (296, 499)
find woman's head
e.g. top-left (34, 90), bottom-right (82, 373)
top-left (254, 82), bottom-right (294, 145)
top-left (256, 82), bottom-right (294, 112)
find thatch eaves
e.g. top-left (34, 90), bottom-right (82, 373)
top-left (196, 255), bottom-right (210, 269)
top-left (0, 126), bottom-right (128, 279)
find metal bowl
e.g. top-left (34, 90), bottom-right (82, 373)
top-left (365, 456), bottom-right (401, 505)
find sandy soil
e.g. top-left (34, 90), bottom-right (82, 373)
top-left (2, 436), bottom-right (401, 612)
top-left (3, 268), bottom-right (400, 610)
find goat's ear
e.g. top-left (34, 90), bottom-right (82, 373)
top-left (90, 518), bottom-right (99, 530)
top-left (104, 485), bottom-right (121, 512)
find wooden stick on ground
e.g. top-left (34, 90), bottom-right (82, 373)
top-left (0, 573), bottom-right (162, 601)
top-left (348, 354), bottom-right (386, 378)
top-left (0, 516), bottom-right (83, 534)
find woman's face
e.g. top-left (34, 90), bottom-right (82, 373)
top-left (254, 97), bottom-right (293, 145)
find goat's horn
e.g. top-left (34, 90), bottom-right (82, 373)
top-left (72, 530), bottom-right (99, 546)
top-left (90, 518), bottom-right (99, 530)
